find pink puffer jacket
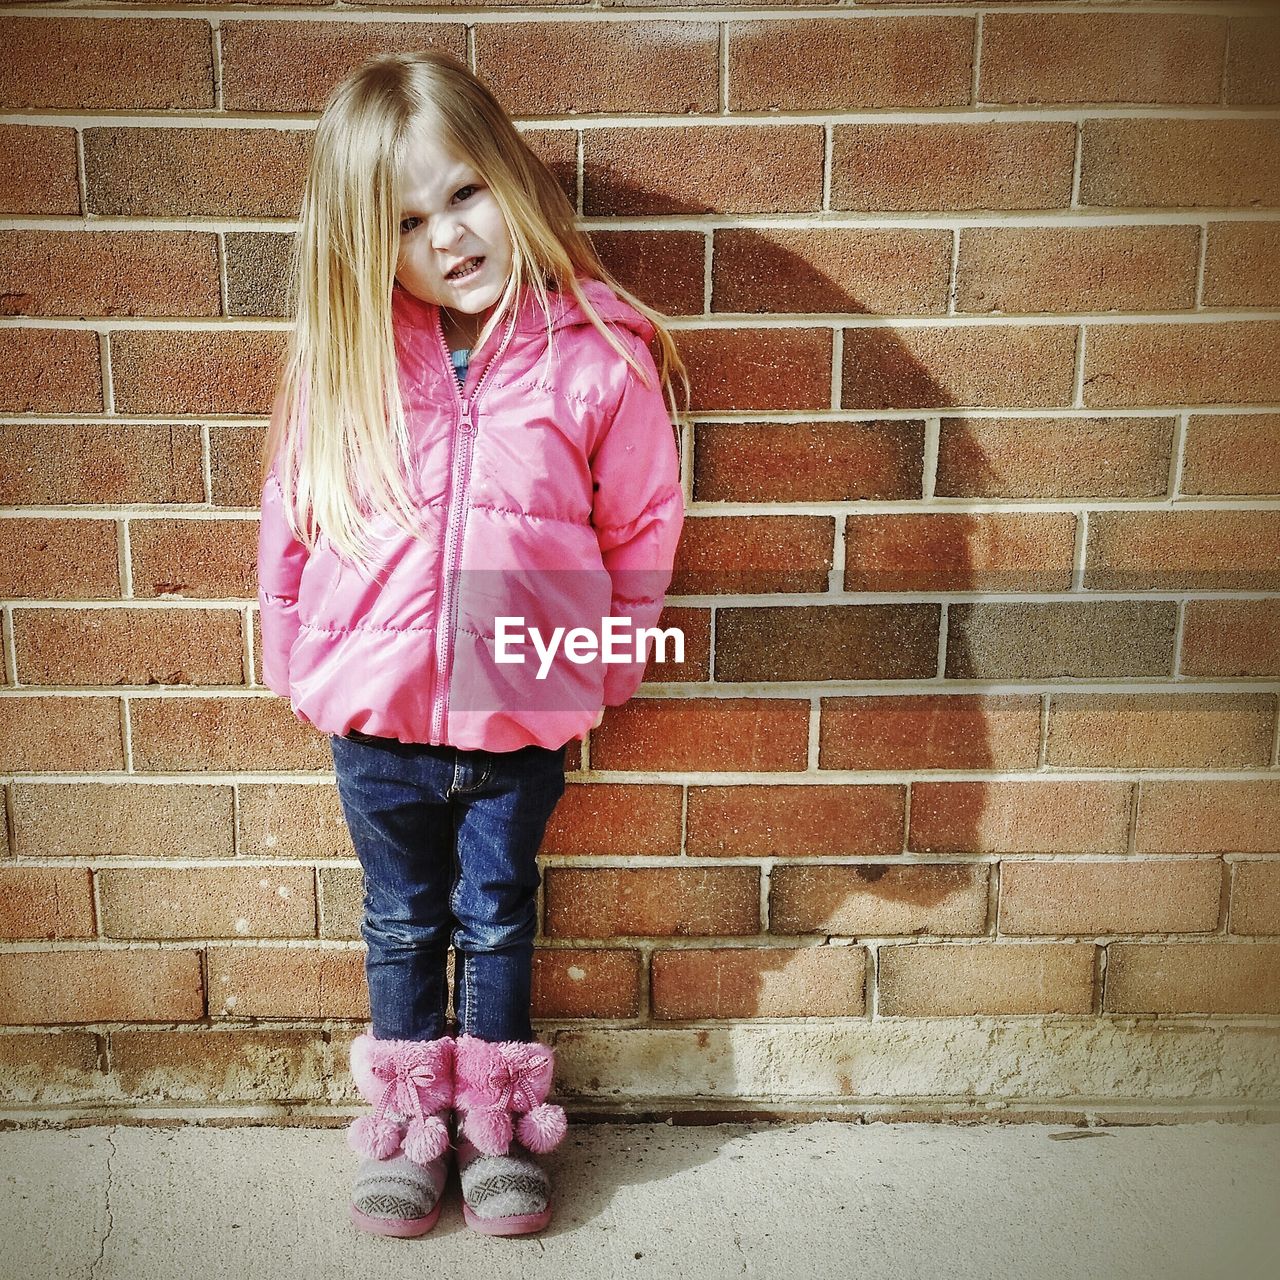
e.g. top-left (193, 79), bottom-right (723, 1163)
top-left (256, 275), bottom-right (685, 752)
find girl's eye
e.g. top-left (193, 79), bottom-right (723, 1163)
top-left (399, 187), bottom-right (475, 234)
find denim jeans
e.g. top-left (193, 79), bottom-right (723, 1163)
top-left (330, 730), bottom-right (568, 1044)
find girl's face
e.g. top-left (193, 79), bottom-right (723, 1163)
top-left (394, 132), bottom-right (514, 327)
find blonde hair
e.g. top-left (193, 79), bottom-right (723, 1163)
top-left (261, 49), bottom-right (691, 579)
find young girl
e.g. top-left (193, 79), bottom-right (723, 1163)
top-left (255, 51), bottom-right (687, 1238)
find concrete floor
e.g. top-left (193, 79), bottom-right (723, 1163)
top-left (1, 1121), bottom-right (1277, 1280)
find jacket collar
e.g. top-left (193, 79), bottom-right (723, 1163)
top-left (391, 273), bottom-right (655, 347)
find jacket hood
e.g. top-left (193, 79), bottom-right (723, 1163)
top-left (392, 273), bottom-right (655, 346)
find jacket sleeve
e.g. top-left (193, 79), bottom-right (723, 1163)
top-left (589, 332), bottom-right (685, 707)
top-left (256, 394), bottom-right (309, 700)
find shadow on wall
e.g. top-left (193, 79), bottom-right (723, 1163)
top-left (521, 172), bottom-right (1003, 1122)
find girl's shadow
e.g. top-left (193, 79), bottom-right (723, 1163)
top-left (530, 155), bottom-right (1011, 1217)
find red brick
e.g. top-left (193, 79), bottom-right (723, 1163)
top-left (589, 230), bottom-right (705, 317)
top-left (584, 124), bottom-right (825, 216)
top-left (0, 328), bottom-right (102, 413)
top-left (910, 781), bottom-right (1133, 855)
top-left (1181, 599), bottom-right (1280, 677)
top-left (1105, 942), bottom-right (1280, 1014)
top-left (531, 948), bottom-right (640, 1019)
top-left (687, 784), bottom-right (905, 857)
top-left (0, 17), bottom-right (214, 110)
top-left (694, 420), bottom-right (924, 503)
top-left (1084, 321), bottom-right (1280, 408)
top-left (542, 782), bottom-right (682, 856)
top-left (651, 945), bottom-right (866, 1018)
top-left (238, 782), bottom-right (353, 860)
top-left (879, 942), bottom-right (1095, 1015)
top-left (957, 225), bottom-right (1198, 313)
top-left (713, 226), bottom-right (950, 315)
top-left (129, 697), bottom-right (331, 773)
top-left (1000, 860), bottom-right (1222, 936)
top-left (0, 125), bottom-right (79, 214)
top-left (0, 948), bottom-right (204, 1025)
top-left (0, 867), bottom-right (96, 940)
top-left (97, 866), bottom-right (316, 940)
top-left (210, 423), bottom-right (267, 509)
top-left (1181, 413), bottom-right (1280, 495)
top-left (0, 1031), bottom-right (101, 1104)
top-left (13, 607), bottom-right (246, 686)
top-left (0, 697), bottom-right (124, 773)
top-left (0, 230), bottom-right (220, 318)
top-left (841, 324), bottom-right (1077, 410)
top-left (646, 605), bottom-right (710, 684)
top-left (1204, 224), bottom-right (1280, 308)
top-left (676, 326), bottom-right (833, 412)
top-left (111, 328), bottom-right (287, 415)
top-left (11, 781), bottom-right (234, 859)
top-left (1225, 16), bottom-right (1280, 105)
top-left (221, 20), bottom-right (465, 114)
top-left (590, 699), bottom-right (811, 773)
top-left (0, 517), bottom-right (120, 599)
top-left (1137, 782), bottom-right (1280, 855)
top-left (129, 518), bottom-right (258, 599)
top-left (819, 695), bottom-right (1041, 771)
top-left (844, 512), bottom-right (1076, 592)
top-left (478, 21), bottom-right (717, 115)
top-left (1085, 510), bottom-right (1280, 591)
top-left (729, 16), bottom-right (970, 111)
top-left (111, 1028), bottom-right (326, 1103)
top-left (831, 122), bottom-right (1075, 211)
top-left (715, 604), bottom-right (940, 684)
top-left (522, 128), bottom-right (580, 209)
top-left (771, 864), bottom-right (988, 936)
top-left (225, 231), bottom-right (293, 320)
top-left (1047, 693), bottom-right (1274, 769)
top-left (544, 867), bottom-right (760, 938)
top-left (1081, 119), bottom-right (1280, 208)
top-left (672, 515), bottom-right (833, 594)
top-left (207, 945), bottom-right (366, 1019)
top-left (1231, 862), bottom-right (1280, 935)
top-left (945, 600), bottom-right (1177, 679)
top-left (981, 14), bottom-right (1226, 105)
top-left (84, 127), bottom-right (311, 218)
top-left (936, 417), bottom-right (1173, 499)
top-left (0, 422), bottom-right (205, 505)
top-left (942, 417), bottom-right (1172, 501)
top-left (317, 866), bottom-right (361, 940)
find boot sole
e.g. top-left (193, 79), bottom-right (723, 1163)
top-left (350, 1196), bottom-right (443, 1238)
top-left (462, 1200), bottom-right (552, 1235)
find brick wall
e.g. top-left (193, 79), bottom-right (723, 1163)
top-left (1, 2), bottom-right (1278, 1125)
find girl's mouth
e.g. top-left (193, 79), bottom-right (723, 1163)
top-left (446, 256), bottom-right (485, 282)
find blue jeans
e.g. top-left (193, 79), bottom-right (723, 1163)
top-left (330, 731), bottom-right (568, 1044)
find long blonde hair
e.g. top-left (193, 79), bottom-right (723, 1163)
top-left (261, 49), bottom-right (690, 579)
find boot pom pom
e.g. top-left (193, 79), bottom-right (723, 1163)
top-left (347, 1113), bottom-right (402, 1161)
top-left (402, 1113), bottom-right (449, 1165)
top-left (517, 1102), bottom-right (567, 1154)
top-left (464, 1104), bottom-right (513, 1156)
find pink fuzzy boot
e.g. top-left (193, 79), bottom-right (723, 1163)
top-left (346, 1032), bottom-right (455, 1237)
top-left (452, 1035), bottom-right (569, 1235)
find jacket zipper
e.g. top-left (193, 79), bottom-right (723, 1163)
top-left (428, 305), bottom-right (519, 743)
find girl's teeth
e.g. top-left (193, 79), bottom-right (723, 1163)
top-left (449, 258), bottom-right (482, 280)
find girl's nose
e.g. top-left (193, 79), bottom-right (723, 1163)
top-left (430, 216), bottom-right (464, 253)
